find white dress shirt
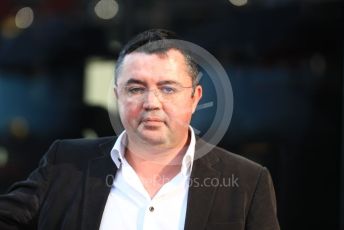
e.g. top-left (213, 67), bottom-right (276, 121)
top-left (99, 127), bottom-right (196, 230)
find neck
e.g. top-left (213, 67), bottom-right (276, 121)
top-left (124, 133), bottom-right (191, 198)
top-left (125, 131), bottom-right (191, 176)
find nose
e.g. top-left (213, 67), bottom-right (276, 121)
top-left (142, 89), bottom-right (162, 110)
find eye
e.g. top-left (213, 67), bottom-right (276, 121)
top-left (160, 86), bottom-right (177, 94)
top-left (127, 87), bottom-right (145, 95)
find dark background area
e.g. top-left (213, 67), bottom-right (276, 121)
top-left (0, 0), bottom-right (343, 229)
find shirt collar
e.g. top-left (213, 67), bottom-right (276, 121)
top-left (110, 126), bottom-right (196, 177)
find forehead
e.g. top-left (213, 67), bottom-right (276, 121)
top-left (117, 49), bottom-right (191, 85)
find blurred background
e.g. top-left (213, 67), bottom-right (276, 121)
top-left (0, 0), bottom-right (343, 229)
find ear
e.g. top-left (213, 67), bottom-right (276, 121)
top-left (114, 86), bottom-right (119, 99)
top-left (191, 85), bottom-right (202, 114)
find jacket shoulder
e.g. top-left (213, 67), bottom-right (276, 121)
top-left (203, 145), bottom-right (268, 188)
top-left (47, 136), bottom-right (116, 164)
top-left (212, 146), bottom-right (264, 172)
top-left (57, 136), bottom-right (116, 149)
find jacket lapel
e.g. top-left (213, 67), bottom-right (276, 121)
top-left (81, 137), bottom-right (118, 230)
top-left (184, 146), bottom-right (221, 230)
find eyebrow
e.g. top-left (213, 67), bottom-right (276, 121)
top-left (125, 79), bottom-right (183, 87)
top-left (125, 79), bottom-right (147, 86)
top-left (156, 80), bottom-right (182, 86)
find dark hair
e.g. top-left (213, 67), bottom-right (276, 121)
top-left (115, 29), bottom-right (199, 87)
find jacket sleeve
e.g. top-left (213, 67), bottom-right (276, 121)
top-left (0, 140), bottom-right (59, 230)
top-left (246, 167), bottom-right (280, 230)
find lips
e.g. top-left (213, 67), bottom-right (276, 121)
top-left (140, 116), bottom-right (166, 128)
top-left (142, 117), bottom-right (164, 122)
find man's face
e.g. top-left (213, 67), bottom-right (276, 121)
top-left (115, 49), bottom-right (202, 149)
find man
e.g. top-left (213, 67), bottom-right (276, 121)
top-left (0, 29), bottom-right (280, 230)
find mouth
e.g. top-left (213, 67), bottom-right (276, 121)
top-left (142, 118), bottom-right (163, 122)
top-left (141, 117), bottom-right (165, 127)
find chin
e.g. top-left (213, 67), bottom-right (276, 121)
top-left (138, 132), bottom-right (168, 145)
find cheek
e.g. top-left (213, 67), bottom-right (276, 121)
top-left (118, 100), bottom-right (142, 123)
top-left (164, 102), bottom-right (193, 123)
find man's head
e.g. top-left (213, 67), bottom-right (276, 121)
top-left (114, 29), bottom-right (202, 149)
top-left (115, 29), bottom-right (199, 89)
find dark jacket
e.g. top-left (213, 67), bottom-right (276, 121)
top-left (0, 136), bottom-right (280, 230)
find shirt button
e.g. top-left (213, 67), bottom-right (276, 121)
top-left (149, 206), bottom-right (154, 212)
